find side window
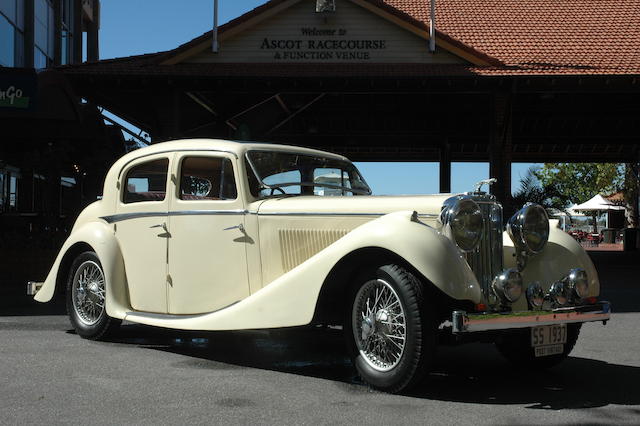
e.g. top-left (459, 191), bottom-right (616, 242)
top-left (123, 158), bottom-right (169, 204)
top-left (179, 156), bottom-right (237, 201)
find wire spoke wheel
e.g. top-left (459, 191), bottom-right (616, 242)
top-left (352, 278), bottom-right (407, 372)
top-left (71, 260), bottom-right (106, 326)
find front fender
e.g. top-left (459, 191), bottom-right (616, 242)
top-left (34, 221), bottom-right (130, 320)
top-left (333, 211), bottom-right (482, 303)
top-left (504, 225), bottom-right (600, 311)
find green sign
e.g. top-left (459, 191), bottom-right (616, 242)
top-left (0, 70), bottom-right (36, 111)
top-left (0, 85), bottom-right (30, 108)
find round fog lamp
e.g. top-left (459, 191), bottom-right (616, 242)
top-left (549, 281), bottom-right (569, 306)
top-left (567, 268), bottom-right (589, 300)
top-left (526, 282), bottom-right (545, 308)
top-left (492, 268), bottom-right (523, 304)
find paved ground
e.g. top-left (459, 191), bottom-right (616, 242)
top-left (0, 251), bottom-right (638, 425)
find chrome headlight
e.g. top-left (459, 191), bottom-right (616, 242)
top-left (549, 280), bottom-right (570, 306)
top-left (526, 282), bottom-right (545, 308)
top-left (492, 268), bottom-right (523, 304)
top-left (566, 268), bottom-right (589, 300)
top-left (507, 203), bottom-right (550, 255)
top-left (439, 196), bottom-right (484, 252)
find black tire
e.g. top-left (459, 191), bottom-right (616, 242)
top-left (344, 264), bottom-right (436, 393)
top-left (66, 251), bottom-right (121, 340)
top-left (495, 323), bottom-right (582, 369)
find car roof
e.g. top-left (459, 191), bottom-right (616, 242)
top-left (118, 139), bottom-right (350, 163)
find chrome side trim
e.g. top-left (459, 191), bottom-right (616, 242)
top-left (101, 212), bottom-right (167, 223)
top-left (251, 211), bottom-right (439, 218)
top-left (101, 209), bottom-right (248, 223)
top-left (169, 209), bottom-right (247, 217)
top-left (452, 301), bottom-right (611, 333)
top-left (101, 210), bottom-right (439, 223)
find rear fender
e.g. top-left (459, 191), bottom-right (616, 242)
top-left (34, 221), bottom-right (130, 319)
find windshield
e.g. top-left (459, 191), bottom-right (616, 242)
top-left (245, 150), bottom-right (371, 199)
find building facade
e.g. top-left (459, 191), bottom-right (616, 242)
top-left (0, 0), bottom-right (120, 255)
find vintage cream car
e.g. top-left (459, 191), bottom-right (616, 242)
top-left (28, 139), bottom-right (610, 393)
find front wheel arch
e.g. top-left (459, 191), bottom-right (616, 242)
top-left (312, 247), bottom-right (472, 326)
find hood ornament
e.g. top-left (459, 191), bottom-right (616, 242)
top-left (473, 178), bottom-right (497, 194)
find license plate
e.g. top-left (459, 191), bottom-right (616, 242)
top-left (531, 324), bottom-right (567, 347)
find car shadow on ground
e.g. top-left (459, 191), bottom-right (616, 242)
top-left (100, 323), bottom-right (640, 410)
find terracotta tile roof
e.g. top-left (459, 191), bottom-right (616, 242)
top-left (384, 0), bottom-right (640, 74)
top-left (60, 0), bottom-right (640, 77)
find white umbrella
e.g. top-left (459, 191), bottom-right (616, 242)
top-left (573, 194), bottom-right (625, 212)
top-left (573, 194), bottom-right (625, 233)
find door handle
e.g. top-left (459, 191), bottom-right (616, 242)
top-left (223, 224), bottom-right (245, 233)
top-left (150, 223), bottom-right (168, 231)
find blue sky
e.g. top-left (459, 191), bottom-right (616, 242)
top-left (99, 0), bottom-right (536, 195)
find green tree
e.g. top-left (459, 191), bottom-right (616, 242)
top-left (623, 163), bottom-right (639, 228)
top-left (512, 167), bottom-right (564, 211)
top-left (534, 163), bottom-right (623, 207)
top-left (534, 163), bottom-right (624, 233)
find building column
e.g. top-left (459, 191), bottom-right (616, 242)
top-left (53, 0), bottom-right (62, 66)
top-left (490, 91), bottom-right (513, 212)
top-left (23, 0), bottom-right (34, 68)
top-left (72, 0), bottom-right (82, 63)
top-left (439, 142), bottom-right (451, 193)
top-left (86, 1), bottom-right (100, 62)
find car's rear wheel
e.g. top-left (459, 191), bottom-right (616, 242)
top-left (345, 264), bottom-right (436, 393)
top-left (495, 323), bottom-right (582, 369)
top-left (66, 251), bottom-right (120, 340)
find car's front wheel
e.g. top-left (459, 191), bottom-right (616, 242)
top-left (345, 264), bottom-right (436, 393)
top-left (66, 251), bottom-right (120, 340)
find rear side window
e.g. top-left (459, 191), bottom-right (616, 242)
top-left (179, 156), bottom-right (237, 201)
top-left (123, 158), bottom-right (169, 203)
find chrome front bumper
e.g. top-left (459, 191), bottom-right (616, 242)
top-left (452, 301), bottom-right (611, 334)
top-left (26, 281), bottom-right (43, 296)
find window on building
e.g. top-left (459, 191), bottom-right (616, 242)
top-left (60, 0), bottom-right (74, 65)
top-left (0, 0), bottom-right (24, 67)
top-left (9, 175), bottom-right (17, 208)
top-left (123, 159), bottom-right (169, 204)
top-left (0, 167), bottom-right (20, 212)
top-left (179, 157), bottom-right (237, 201)
top-left (0, 172), bottom-right (4, 210)
top-left (34, 0), bottom-right (54, 68)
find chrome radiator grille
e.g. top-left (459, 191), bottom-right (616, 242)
top-left (464, 198), bottom-right (504, 303)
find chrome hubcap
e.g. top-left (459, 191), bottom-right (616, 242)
top-left (72, 260), bottom-right (105, 326)
top-left (352, 279), bottom-right (406, 372)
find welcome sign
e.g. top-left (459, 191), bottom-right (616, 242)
top-left (187, 0), bottom-right (465, 65)
top-left (260, 27), bottom-right (387, 61)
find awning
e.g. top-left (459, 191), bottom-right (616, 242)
top-left (573, 194), bottom-right (625, 212)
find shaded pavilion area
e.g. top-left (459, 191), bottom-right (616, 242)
top-left (56, 0), bottom-right (640, 209)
